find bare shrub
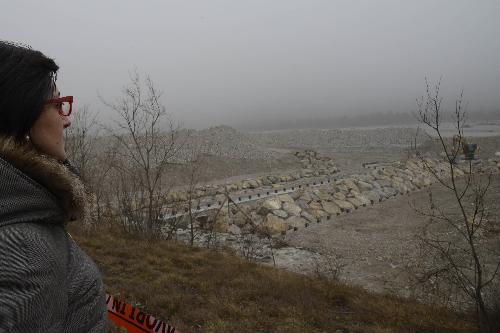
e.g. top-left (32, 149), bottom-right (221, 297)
top-left (102, 71), bottom-right (185, 239)
top-left (413, 78), bottom-right (500, 333)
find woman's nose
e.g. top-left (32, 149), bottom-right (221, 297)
top-left (63, 117), bottom-right (71, 129)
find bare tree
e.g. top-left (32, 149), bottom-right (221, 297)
top-left (413, 78), bottom-right (500, 333)
top-left (185, 154), bottom-right (206, 246)
top-left (102, 71), bottom-right (185, 238)
top-left (65, 105), bottom-right (98, 182)
top-left (65, 106), bottom-right (116, 226)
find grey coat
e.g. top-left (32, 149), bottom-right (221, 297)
top-left (0, 136), bottom-right (107, 332)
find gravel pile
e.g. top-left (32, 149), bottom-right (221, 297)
top-left (247, 128), bottom-right (422, 150)
top-left (174, 125), bottom-right (275, 162)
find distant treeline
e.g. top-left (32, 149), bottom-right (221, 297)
top-left (235, 110), bottom-right (500, 131)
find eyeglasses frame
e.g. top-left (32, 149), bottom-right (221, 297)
top-left (44, 96), bottom-right (74, 116)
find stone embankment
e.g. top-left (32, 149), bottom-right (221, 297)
top-left (170, 154), bottom-right (500, 238)
top-left (166, 149), bottom-right (338, 203)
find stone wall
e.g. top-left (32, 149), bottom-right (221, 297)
top-left (207, 155), bottom-right (500, 237)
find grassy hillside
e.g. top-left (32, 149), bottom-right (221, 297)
top-left (68, 222), bottom-right (477, 333)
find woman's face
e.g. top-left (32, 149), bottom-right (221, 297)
top-left (29, 87), bottom-right (71, 161)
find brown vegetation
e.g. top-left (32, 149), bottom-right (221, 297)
top-left (68, 221), bottom-right (477, 333)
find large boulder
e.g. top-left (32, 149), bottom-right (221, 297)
top-left (267, 175), bottom-right (280, 184)
top-left (308, 201), bottom-right (323, 210)
top-left (310, 209), bottom-right (327, 220)
top-left (214, 217), bottom-right (230, 232)
top-left (232, 211), bottom-right (249, 227)
top-left (353, 193), bottom-right (371, 206)
top-left (263, 197), bottom-right (282, 211)
top-left (377, 179), bottom-right (392, 187)
top-left (242, 179), bottom-right (259, 189)
top-left (227, 224), bottom-right (241, 235)
top-left (300, 191), bottom-right (315, 203)
top-left (250, 211), bottom-right (263, 226)
top-left (363, 191), bottom-right (380, 203)
top-left (278, 194), bottom-right (295, 203)
top-left (343, 178), bottom-right (359, 192)
top-left (315, 188), bottom-right (333, 201)
top-left (382, 187), bottom-right (397, 197)
top-left (282, 202), bottom-right (302, 216)
top-left (272, 209), bottom-right (288, 219)
top-left (261, 177), bottom-right (272, 186)
top-left (336, 184), bottom-right (349, 193)
top-left (287, 216), bottom-right (307, 229)
top-left (346, 197), bottom-right (363, 208)
top-left (333, 192), bottom-right (346, 201)
top-left (295, 199), bottom-right (310, 210)
top-left (300, 210), bottom-right (316, 223)
top-left (321, 201), bottom-right (341, 215)
top-left (334, 200), bottom-right (355, 211)
top-left (262, 214), bottom-right (287, 235)
top-left (356, 180), bottom-right (373, 191)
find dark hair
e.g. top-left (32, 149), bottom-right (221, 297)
top-left (0, 41), bottom-right (59, 142)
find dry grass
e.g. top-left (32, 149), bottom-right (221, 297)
top-left (68, 222), bottom-right (477, 333)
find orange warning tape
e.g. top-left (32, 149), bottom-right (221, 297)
top-left (106, 293), bottom-right (180, 333)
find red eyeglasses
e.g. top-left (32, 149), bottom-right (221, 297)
top-left (45, 96), bottom-right (73, 116)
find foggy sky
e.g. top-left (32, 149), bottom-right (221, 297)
top-left (2, 0), bottom-right (499, 129)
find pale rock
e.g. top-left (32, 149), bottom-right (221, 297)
top-left (383, 168), bottom-right (396, 177)
top-left (315, 188), bottom-right (333, 201)
top-left (392, 176), bottom-right (404, 183)
top-left (267, 175), bottom-right (279, 184)
top-left (321, 201), bottom-right (341, 215)
top-left (272, 209), bottom-right (288, 219)
top-left (300, 192), bottom-right (315, 203)
top-left (383, 187), bottom-right (397, 197)
top-left (336, 184), bottom-right (349, 193)
top-left (300, 210), bottom-right (316, 223)
top-left (215, 218), bottom-right (230, 233)
top-left (261, 177), bottom-right (272, 186)
top-left (333, 192), bottom-right (346, 201)
top-left (287, 216), bottom-right (307, 229)
top-left (354, 193), bottom-right (371, 206)
top-left (295, 199), bottom-right (310, 210)
top-left (263, 197), bottom-right (282, 211)
top-left (308, 201), bottom-right (323, 210)
top-left (346, 197), bottom-right (363, 208)
top-left (356, 180), bottom-right (373, 191)
top-left (250, 212), bottom-right (263, 226)
top-left (233, 211), bottom-right (248, 227)
top-left (257, 205), bottom-right (271, 216)
top-left (290, 190), bottom-right (302, 200)
top-left (226, 183), bottom-right (239, 192)
top-left (363, 191), bottom-right (380, 203)
top-left (343, 179), bottom-right (359, 192)
top-left (278, 194), bottom-right (295, 203)
top-left (262, 214), bottom-right (287, 235)
top-left (227, 224), bottom-right (241, 235)
top-left (282, 202), bottom-right (302, 216)
top-left (242, 179), bottom-right (258, 189)
top-left (334, 200), bottom-right (355, 211)
top-left (346, 189), bottom-right (360, 198)
top-left (310, 209), bottom-right (327, 220)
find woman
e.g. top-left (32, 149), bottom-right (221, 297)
top-left (0, 41), bottom-right (107, 332)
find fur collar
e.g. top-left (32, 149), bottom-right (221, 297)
top-left (0, 135), bottom-right (89, 224)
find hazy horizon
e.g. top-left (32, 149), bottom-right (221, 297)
top-left (2, 0), bottom-right (499, 129)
